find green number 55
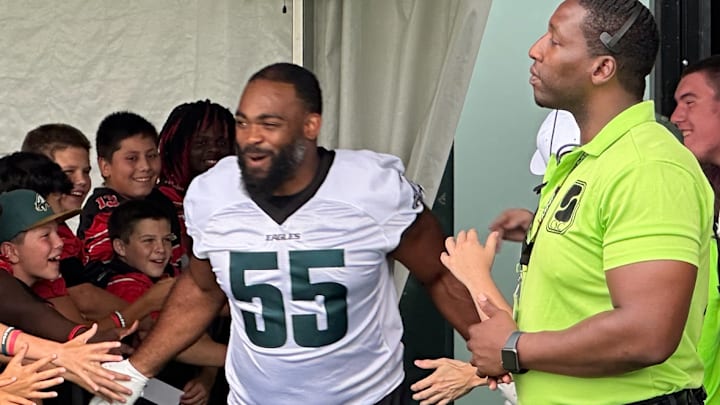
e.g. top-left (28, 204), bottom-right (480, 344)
top-left (230, 249), bottom-right (348, 348)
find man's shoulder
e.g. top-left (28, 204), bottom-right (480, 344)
top-left (333, 149), bottom-right (406, 172)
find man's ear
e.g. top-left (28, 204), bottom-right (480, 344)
top-left (0, 242), bottom-right (20, 264)
top-left (112, 239), bottom-right (126, 258)
top-left (591, 55), bottom-right (617, 86)
top-left (303, 113), bottom-right (322, 141)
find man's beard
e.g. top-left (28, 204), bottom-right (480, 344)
top-left (236, 138), bottom-right (306, 198)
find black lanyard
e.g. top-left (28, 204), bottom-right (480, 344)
top-left (520, 152), bottom-right (587, 266)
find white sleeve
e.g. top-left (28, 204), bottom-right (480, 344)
top-left (353, 151), bottom-right (424, 250)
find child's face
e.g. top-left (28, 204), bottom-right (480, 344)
top-left (189, 127), bottom-right (232, 178)
top-left (99, 134), bottom-right (160, 199)
top-left (52, 146), bottom-right (91, 210)
top-left (114, 218), bottom-right (172, 278)
top-left (3, 223), bottom-right (64, 286)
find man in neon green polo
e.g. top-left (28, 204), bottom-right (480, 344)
top-left (441, 1), bottom-right (714, 404)
top-left (672, 55), bottom-right (720, 405)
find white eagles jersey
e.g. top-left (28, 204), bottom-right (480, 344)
top-left (184, 149), bottom-right (424, 405)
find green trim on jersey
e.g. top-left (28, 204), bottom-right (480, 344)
top-left (515, 101), bottom-right (714, 404)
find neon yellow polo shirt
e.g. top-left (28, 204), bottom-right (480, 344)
top-left (514, 101), bottom-right (714, 404)
top-left (700, 241), bottom-right (720, 404)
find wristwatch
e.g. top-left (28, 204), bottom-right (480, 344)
top-left (501, 330), bottom-right (528, 374)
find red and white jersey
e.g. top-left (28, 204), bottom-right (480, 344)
top-left (184, 149), bottom-right (423, 404)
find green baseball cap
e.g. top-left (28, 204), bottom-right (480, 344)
top-left (0, 189), bottom-right (80, 242)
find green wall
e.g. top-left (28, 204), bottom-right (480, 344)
top-left (453, 1), bottom-right (650, 404)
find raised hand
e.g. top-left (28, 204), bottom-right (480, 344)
top-left (488, 208), bottom-right (534, 244)
top-left (53, 324), bottom-right (129, 395)
top-left (0, 344), bottom-right (65, 401)
top-left (410, 358), bottom-right (486, 405)
top-left (441, 230), bottom-right (511, 316)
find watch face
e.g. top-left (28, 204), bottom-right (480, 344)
top-left (501, 349), bottom-right (519, 372)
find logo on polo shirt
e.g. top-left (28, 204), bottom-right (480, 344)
top-left (547, 180), bottom-right (586, 234)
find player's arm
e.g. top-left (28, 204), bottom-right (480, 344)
top-left (129, 253), bottom-right (226, 377)
top-left (390, 207), bottom-right (482, 339)
top-left (174, 333), bottom-right (227, 367)
top-left (516, 259), bottom-right (696, 376)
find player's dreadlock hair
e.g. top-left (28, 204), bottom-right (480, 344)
top-left (249, 63), bottom-right (322, 114)
top-left (158, 99), bottom-right (235, 190)
top-left (577, 0), bottom-right (658, 100)
top-left (681, 56), bottom-right (720, 100)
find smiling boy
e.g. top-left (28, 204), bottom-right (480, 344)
top-left (78, 112), bottom-right (183, 274)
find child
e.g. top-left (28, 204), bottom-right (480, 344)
top-left (21, 124), bottom-right (173, 325)
top-left (22, 123), bottom-right (92, 211)
top-left (0, 152), bottom-right (166, 332)
top-left (0, 189), bottom-right (133, 402)
top-left (158, 100), bottom-right (235, 253)
top-left (0, 152), bottom-right (86, 322)
top-left (78, 111), bottom-right (183, 273)
top-left (105, 200), bottom-right (226, 404)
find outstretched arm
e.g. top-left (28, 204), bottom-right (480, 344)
top-left (440, 229), bottom-right (512, 315)
top-left (390, 208), bottom-right (480, 339)
top-left (130, 254), bottom-right (226, 377)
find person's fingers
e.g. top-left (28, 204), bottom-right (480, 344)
top-left (32, 367), bottom-right (66, 382)
top-left (413, 358), bottom-right (442, 370)
top-left (95, 385), bottom-right (128, 403)
top-left (439, 252), bottom-right (452, 270)
top-left (410, 375), bottom-right (434, 392)
top-left (485, 231), bottom-right (499, 257)
top-left (28, 376), bottom-right (65, 394)
top-left (472, 294), bottom-right (493, 321)
top-left (118, 321), bottom-right (140, 340)
top-left (4, 394), bottom-right (35, 405)
top-left (75, 323), bottom-right (98, 343)
top-left (467, 228), bottom-right (479, 243)
top-left (0, 376), bottom-right (17, 387)
top-left (444, 236), bottom-right (456, 255)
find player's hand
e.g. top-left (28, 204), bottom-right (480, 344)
top-left (488, 209), bottom-right (534, 245)
top-left (410, 358), bottom-right (486, 405)
top-left (89, 359), bottom-right (149, 405)
top-left (0, 344), bottom-right (66, 401)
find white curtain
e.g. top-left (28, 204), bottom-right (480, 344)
top-left (309, 0), bottom-right (492, 290)
top-left (310, 0), bottom-right (492, 204)
top-left (0, 0), bottom-right (292, 155)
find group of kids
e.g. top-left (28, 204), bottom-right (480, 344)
top-left (0, 100), bottom-right (235, 404)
